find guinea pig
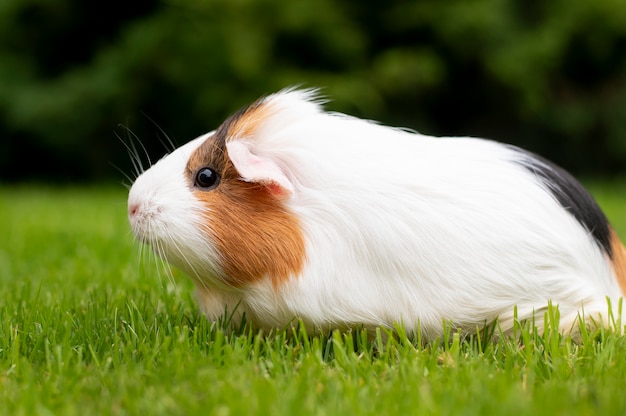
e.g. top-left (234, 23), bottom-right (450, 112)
top-left (128, 88), bottom-right (626, 340)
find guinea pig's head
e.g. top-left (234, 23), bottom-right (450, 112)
top-left (128, 91), bottom-right (313, 288)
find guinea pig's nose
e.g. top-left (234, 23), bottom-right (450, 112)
top-left (128, 203), bottom-right (139, 217)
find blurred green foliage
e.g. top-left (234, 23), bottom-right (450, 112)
top-left (1, 0), bottom-right (625, 181)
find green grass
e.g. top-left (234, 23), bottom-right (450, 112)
top-left (1, 183), bottom-right (626, 415)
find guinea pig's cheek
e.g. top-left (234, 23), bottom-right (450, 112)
top-left (192, 187), bottom-right (306, 288)
top-left (128, 182), bottom-right (201, 253)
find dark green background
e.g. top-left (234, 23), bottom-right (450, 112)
top-left (1, 0), bottom-right (625, 182)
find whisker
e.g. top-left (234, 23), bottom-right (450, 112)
top-left (165, 233), bottom-right (212, 293)
top-left (155, 239), bottom-right (177, 287)
top-left (115, 129), bottom-right (144, 178)
top-left (118, 124), bottom-right (153, 172)
top-left (110, 162), bottom-right (135, 188)
top-left (142, 111), bottom-right (177, 153)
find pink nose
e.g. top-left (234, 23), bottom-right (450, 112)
top-left (128, 203), bottom-right (139, 217)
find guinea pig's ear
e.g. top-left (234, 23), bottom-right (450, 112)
top-left (226, 140), bottom-right (294, 199)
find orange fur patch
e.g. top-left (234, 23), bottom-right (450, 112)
top-left (194, 178), bottom-right (306, 288)
top-left (226, 100), bottom-right (273, 141)
top-left (610, 228), bottom-right (626, 296)
top-left (186, 100), bottom-right (305, 288)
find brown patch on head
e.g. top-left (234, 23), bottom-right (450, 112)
top-left (609, 228), bottom-right (626, 296)
top-left (185, 98), bottom-right (306, 288)
top-left (186, 97), bottom-right (273, 179)
top-left (217, 97), bottom-right (274, 143)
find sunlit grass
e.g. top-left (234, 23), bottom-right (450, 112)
top-left (0, 183), bottom-right (625, 415)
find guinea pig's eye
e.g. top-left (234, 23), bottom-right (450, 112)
top-left (194, 167), bottom-right (220, 190)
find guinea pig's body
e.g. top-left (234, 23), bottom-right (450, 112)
top-left (128, 89), bottom-right (626, 339)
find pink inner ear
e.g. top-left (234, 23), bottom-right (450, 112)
top-left (226, 140), bottom-right (294, 198)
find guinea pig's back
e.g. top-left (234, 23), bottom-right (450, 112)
top-left (267, 112), bottom-right (623, 335)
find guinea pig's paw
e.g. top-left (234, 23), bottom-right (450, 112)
top-left (195, 286), bottom-right (246, 327)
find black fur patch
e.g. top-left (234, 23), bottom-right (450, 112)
top-left (511, 146), bottom-right (613, 258)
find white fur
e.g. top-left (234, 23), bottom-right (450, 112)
top-left (129, 90), bottom-right (624, 339)
top-left (128, 133), bottom-right (231, 290)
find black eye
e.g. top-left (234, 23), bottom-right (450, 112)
top-left (194, 167), bottom-right (220, 189)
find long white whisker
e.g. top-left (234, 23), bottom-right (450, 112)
top-left (115, 129), bottom-right (144, 178)
top-left (155, 239), bottom-right (177, 287)
top-left (118, 124), bottom-right (154, 173)
top-left (111, 163), bottom-right (135, 188)
top-left (142, 111), bottom-right (177, 153)
top-left (164, 231), bottom-right (213, 293)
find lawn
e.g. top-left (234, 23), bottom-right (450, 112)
top-left (1, 183), bottom-right (626, 415)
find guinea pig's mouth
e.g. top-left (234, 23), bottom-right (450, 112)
top-left (128, 217), bottom-right (155, 245)
top-left (130, 223), bottom-right (163, 246)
